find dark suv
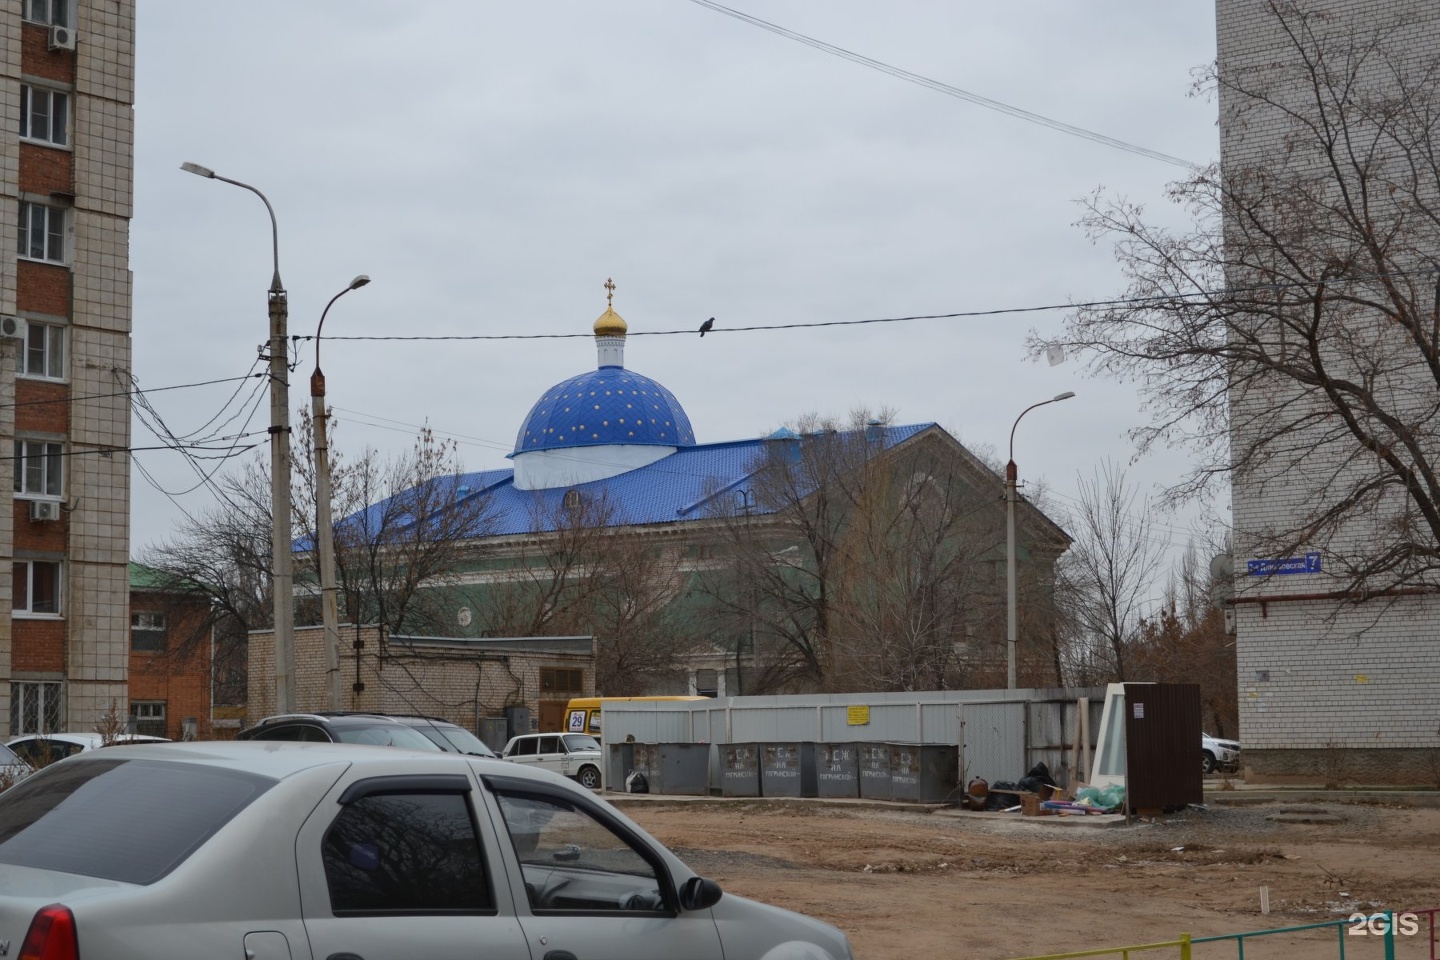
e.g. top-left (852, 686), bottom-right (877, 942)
top-left (236, 713), bottom-right (443, 751)
top-left (380, 715), bottom-right (499, 757)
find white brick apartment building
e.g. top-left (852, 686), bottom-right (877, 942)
top-left (1220, 0), bottom-right (1440, 783)
top-left (1, 1), bottom-right (133, 735)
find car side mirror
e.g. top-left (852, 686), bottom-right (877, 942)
top-left (679, 876), bottom-right (723, 911)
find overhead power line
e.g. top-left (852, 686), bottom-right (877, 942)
top-left (0, 372), bottom-right (263, 411)
top-left (687, 0), bottom-right (1198, 169)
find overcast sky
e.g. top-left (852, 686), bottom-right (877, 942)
top-left (130, 1), bottom-right (1221, 587)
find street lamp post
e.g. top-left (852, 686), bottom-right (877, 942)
top-left (1006, 391), bottom-right (1076, 690)
top-left (181, 161), bottom-right (297, 714)
top-left (313, 275), bottom-right (370, 711)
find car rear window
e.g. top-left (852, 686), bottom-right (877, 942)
top-left (0, 758), bottom-right (275, 884)
top-left (425, 724), bottom-right (496, 757)
top-left (332, 723), bottom-right (443, 752)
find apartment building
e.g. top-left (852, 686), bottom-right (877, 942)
top-left (2, 0), bottom-right (133, 735)
top-left (1220, 0), bottom-right (1440, 783)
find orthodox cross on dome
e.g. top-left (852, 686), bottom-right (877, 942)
top-left (605, 277), bottom-right (615, 308)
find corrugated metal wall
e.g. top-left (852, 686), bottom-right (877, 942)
top-left (597, 687), bottom-right (1105, 790)
top-left (960, 701), bottom-right (1027, 784)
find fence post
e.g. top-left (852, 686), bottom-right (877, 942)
top-left (1178, 933), bottom-right (1191, 960)
top-left (1383, 912), bottom-right (1395, 960)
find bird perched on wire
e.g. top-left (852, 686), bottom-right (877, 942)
top-left (699, 317), bottom-right (715, 337)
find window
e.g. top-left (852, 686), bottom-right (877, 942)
top-left (0, 759), bottom-right (273, 884)
top-left (19, 321), bottom-right (65, 380)
top-left (130, 701), bottom-right (166, 738)
top-left (18, 86), bottom-right (68, 146)
top-left (540, 667), bottom-right (583, 698)
top-left (17, 202), bottom-right (66, 264)
top-left (494, 789), bottom-right (667, 913)
top-left (251, 722), bottom-right (330, 743)
top-left (14, 440), bottom-right (63, 498)
top-left (695, 669), bottom-right (719, 698)
top-left (9, 681), bottom-right (62, 735)
top-left (130, 611), bottom-right (166, 651)
top-left (13, 561), bottom-right (61, 615)
top-left (322, 790), bottom-right (491, 914)
top-left (23, 0), bottom-right (69, 26)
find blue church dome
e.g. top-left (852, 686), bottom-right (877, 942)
top-left (512, 366), bottom-right (696, 455)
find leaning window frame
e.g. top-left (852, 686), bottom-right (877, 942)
top-left (18, 81), bottom-right (70, 148)
top-left (13, 438), bottom-right (64, 500)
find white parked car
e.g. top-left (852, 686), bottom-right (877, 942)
top-left (502, 732), bottom-right (604, 789)
top-left (0, 741), bottom-right (854, 960)
top-left (1202, 732), bottom-right (1240, 774)
top-left (5, 731), bottom-right (170, 768)
top-left (0, 743), bottom-right (30, 787)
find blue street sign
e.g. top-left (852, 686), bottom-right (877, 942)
top-left (1246, 552), bottom-right (1322, 576)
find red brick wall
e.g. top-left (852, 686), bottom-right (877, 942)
top-left (19, 143), bottom-right (72, 196)
top-left (128, 591), bottom-right (215, 740)
top-left (15, 261), bottom-right (69, 315)
top-left (15, 380), bottom-right (71, 435)
top-left (21, 23), bottom-right (75, 84)
top-left (11, 619), bottom-right (65, 672)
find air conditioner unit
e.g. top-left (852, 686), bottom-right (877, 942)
top-left (29, 500), bottom-right (61, 522)
top-left (47, 25), bottom-right (76, 51)
top-left (0, 317), bottom-right (24, 340)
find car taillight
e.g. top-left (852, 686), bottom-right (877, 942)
top-left (18, 904), bottom-right (78, 960)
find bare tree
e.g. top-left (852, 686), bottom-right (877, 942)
top-left (1030, 1), bottom-right (1440, 594)
top-left (695, 411), bottom-right (1060, 693)
top-left (474, 493), bottom-right (693, 695)
top-left (1055, 463), bottom-right (1166, 682)
top-left (1132, 540), bottom-right (1239, 737)
top-left (141, 413), bottom-right (495, 697)
top-left (312, 421), bottom-right (496, 636)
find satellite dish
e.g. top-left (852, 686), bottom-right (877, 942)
top-left (1209, 553), bottom-right (1235, 609)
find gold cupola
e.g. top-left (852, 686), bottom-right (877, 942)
top-left (593, 277), bottom-right (628, 337)
top-left (594, 277), bottom-right (627, 368)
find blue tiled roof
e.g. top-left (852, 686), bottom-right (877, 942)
top-left (511, 366), bottom-right (695, 455)
top-left (330, 423), bottom-right (936, 544)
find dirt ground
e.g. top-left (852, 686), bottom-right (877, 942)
top-left (613, 794), bottom-right (1440, 959)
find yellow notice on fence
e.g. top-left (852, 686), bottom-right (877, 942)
top-left (847, 705), bottom-right (870, 726)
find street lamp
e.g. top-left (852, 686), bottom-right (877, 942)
top-left (182, 161), bottom-right (297, 714)
top-left (1006, 391), bottom-right (1076, 690)
top-left (313, 275), bottom-right (370, 710)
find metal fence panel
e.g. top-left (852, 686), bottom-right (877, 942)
top-left (961, 701), bottom-right (1027, 785)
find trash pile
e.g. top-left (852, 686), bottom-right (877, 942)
top-left (1042, 783), bottom-right (1125, 815)
top-left (959, 762), bottom-right (1126, 816)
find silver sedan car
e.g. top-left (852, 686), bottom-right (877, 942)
top-left (0, 741), bottom-right (852, 960)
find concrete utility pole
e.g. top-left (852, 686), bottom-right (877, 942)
top-left (182, 162), bottom-right (297, 713)
top-left (1006, 391), bottom-right (1075, 690)
top-left (313, 275), bottom-right (370, 711)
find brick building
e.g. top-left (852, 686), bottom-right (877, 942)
top-left (1, 2), bottom-right (134, 735)
top-left (1220, 0), bottom-right (1440, 783)
top-left (249, 624), bottom-right (593, 747)
top-left (127, 563), bottom-right (213, 740)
